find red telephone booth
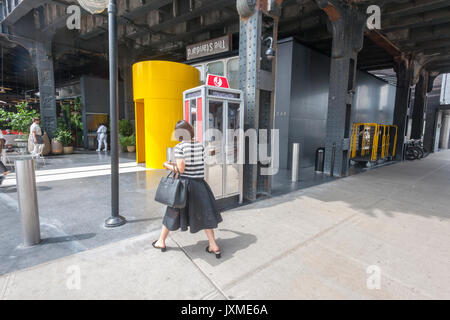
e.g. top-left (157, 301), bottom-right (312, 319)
top-left (183, 75), bottom-right (244, 203)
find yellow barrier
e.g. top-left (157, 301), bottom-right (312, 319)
top-left (132, 61), bottom-right (199, 169)
top-left (350, 123), bottom-right (398, 162)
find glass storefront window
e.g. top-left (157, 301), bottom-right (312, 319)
top-left (206, 61), bottom-right (224, 77)
top-left (227, 58), bottom-right (239, 89)
top-left (194, 65), bottom-right (205, 84)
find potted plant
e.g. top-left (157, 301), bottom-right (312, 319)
top-left (119, 119), bottom-right (133, 152)
top-left (51, 121), bottom-right (67, 155)
top-left (54, 128), bottom-right (75, 154)
top-left (120, 135), bottom-right (136, 153)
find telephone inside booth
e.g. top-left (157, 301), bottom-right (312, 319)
top-left (183, 75), bottom-right (244, 203)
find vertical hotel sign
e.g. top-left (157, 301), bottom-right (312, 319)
top-left (186, 35), bottom-right (231, 60)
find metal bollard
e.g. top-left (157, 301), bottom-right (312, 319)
top-left (292, 143), bottom-right (300, 182)
top-left (15, 158), bottom-right (41, 246)
top-left (315, 148), bottom-right (325, 172)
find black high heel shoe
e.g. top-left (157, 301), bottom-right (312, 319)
top-left (152, 240), bottom-right (166, 252)
top-left (206, 246), bottom-right (221, 259)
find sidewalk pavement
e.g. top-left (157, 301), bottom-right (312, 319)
top-left (1, 151), bottom-right (449, 299)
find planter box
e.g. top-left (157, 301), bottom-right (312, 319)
top-left (63, 146), bottom-right (74, 154)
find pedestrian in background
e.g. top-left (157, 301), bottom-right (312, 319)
top-left (153, 120), bottom-right (223, 259)
top-left (96, 123), bottom-right (108, 152)
top-left (30, 118), bottom-right (44, 157)
top-left (0, 129), bottom-right (10, 185)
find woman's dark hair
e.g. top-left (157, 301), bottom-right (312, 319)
top-left (33, 117), bottom-right (40, 122)
top-left (175, 120), bottom-right (194, 142)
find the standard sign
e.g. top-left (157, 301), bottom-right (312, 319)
top-left (186, 35), bottom-right (231, 60)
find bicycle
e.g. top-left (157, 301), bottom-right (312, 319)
top-left (405, 139), bottom-right (428, 160)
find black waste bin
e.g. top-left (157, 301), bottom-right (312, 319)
top-left (315, 147), bottom-right (325, 172)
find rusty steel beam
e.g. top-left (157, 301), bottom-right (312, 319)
top-left (366, 30), bottom-right (402, 57)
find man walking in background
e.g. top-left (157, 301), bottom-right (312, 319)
top-left (96, 123), bottom-right (108, 152)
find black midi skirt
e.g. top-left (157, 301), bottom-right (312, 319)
top-left (163, 177), bottom-right (222, 234)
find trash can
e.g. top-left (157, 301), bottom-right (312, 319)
top-left (15, 158), bottom-right (41, 246)
top-left (315, 147), bottom-right (325, 172)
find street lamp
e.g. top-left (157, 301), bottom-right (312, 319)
top-left (77, 0), bottom-right (125, 227)
top-left (104, 0), bottom-right (126, 228)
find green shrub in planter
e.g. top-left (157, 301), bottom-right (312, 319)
top-left (2, 102), bottom-right (39, 133)
top-left (120, 135), bottom-right (136, 147)
top-left (119, 119), bottom-right (133, 137)
top-left (55, 128), bottom-right (74, 147)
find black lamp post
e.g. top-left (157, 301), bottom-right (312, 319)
top-left (105, 0), bottom-right (126, 228)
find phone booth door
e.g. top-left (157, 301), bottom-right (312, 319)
top-left (205, 99), bottom-right (224, 198)
top-left (205, 92), bottom-right (243, 201)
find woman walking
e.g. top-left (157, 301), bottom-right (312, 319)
top-left (153, 120), bottom-right (223, 258)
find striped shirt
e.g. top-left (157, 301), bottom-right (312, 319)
top-left (174, 141), bottom-right (205, 179)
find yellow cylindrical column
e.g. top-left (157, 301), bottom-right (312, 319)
top-left (133, 61), bottom-right (199, 169)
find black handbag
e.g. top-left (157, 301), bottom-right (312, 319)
top-left (155, 170), bottom-right (187, 209)
top-left (35, 135), bottom-right (44, 144)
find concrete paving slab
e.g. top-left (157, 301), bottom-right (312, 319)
top-left (170, 192), bottom-right (361, 293)
top-left (0, 232), bottom-right (222, 300)
top-left (1, 150), bottom-right (449, 300)
top-left (315, 211), bottom-right (450, 298)
top-left (224, 241), bottom-right (433, 299)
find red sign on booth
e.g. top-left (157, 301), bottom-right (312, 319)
top-left (207, 74), bottom-right (230, 89)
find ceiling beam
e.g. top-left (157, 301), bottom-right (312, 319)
top-left (127, 0), bottom-right (235, 39)
top-left (383, 0), bottom-right (450, 19)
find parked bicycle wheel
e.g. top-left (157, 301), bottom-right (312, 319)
top-left (413, 147), bottom-right (424, 159)
top-left (406, 148), bottom-right (419, 160)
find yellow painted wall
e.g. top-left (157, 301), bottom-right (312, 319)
top-left (133, 61), bottom-right (199, 169)
top-left (135, 101), bottom-right (145, 164)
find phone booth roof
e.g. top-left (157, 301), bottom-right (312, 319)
top-left (183, 84), bottom-right (243, 101)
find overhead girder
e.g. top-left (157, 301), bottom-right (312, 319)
top-left (3, 0), bottom-right (450, 82)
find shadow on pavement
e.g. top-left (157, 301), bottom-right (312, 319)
top-left (40, 233), bottom-right (96, 245)
top-left (0, 185), bottom-right (52, 194)
top-left (174, 229), bottom-right (257, 266)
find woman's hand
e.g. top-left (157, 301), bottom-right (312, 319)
top-left (163, 161), bottom-right (176, 172)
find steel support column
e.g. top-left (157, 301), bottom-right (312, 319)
top-left (32, 38), bottom-right (57, 138)
top-left (237, 0), bottom-right (281, 201)
top-left (315, 0), bottom-right (365, 177)
top-left (393, 58), bottom-right (414, 160)
top-left (411, 72), bottom-right (429, 140)
top-left (119, 47), bottom-right (136, 122)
